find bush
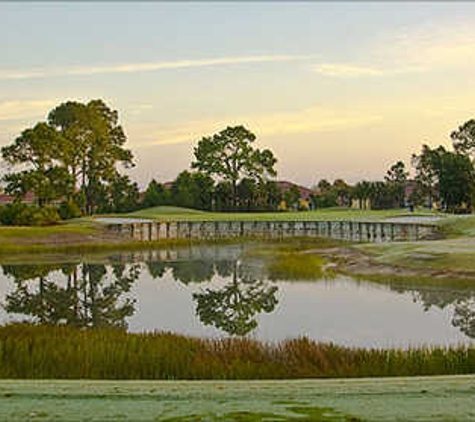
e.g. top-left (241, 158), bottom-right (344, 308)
top-left (59, 200), bottom-right (82, 220)
top-left (0, 203), bottom-right (60, 226)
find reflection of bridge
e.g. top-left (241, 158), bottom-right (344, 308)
top-left (106, 220), bottom-right (439, 243)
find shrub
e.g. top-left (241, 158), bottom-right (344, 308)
top-left (0, 203), bottom-right (60, 226)
top-left (59, 200), bottom-right (82, 220)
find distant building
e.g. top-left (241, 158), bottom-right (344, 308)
top-left (275, 180), bottom-right (314, 201)
top-left (0, 192), bottom-right (36, 205)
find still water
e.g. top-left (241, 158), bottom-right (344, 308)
top-left (0, 243), bottom-right (474, 348)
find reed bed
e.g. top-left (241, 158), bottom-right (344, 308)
top-left (1, 324), bottom-right (474, 379)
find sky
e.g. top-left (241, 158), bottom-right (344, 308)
top-left (1, 2), bottom-right (475, 188)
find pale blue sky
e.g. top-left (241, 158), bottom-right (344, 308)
top-left (1, 2), bottom-right (475, 187)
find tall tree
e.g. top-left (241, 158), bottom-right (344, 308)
top-left (412, 145), bottom-right (474, 212)
top-left (451, 119), bottom-right (475, 158)
top-left (353, 181), bottom-right (371, 209)
top-left (385, 160), bottom-right (409, 208)
top-left (142, 179), bottom-right (169, 208)
top-left (1, 123), bottom-right (73, 205)
top-left (333, 179), bottom-right (352, 207)
top-left (411, 144), bottom-right (440, 209)
top-left (191, 125), bottom-right (277, 210)
top-left (48, 100), bottom-right (134, 214)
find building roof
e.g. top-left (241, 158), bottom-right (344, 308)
top-left (276, 180), bottom-right (315, 199)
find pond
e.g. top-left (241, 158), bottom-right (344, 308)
top-left (0, 243), bottom-right (474, 348)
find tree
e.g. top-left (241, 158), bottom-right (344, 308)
top-left (368, 181), bottom-right (394, 210)
top-left (214, 181), bottom-right (234, 211)
top-left (436, 149), bottom-right (474, 212)
top-left (237, 178), bottom-right (258, 211)
top-left (192, 125), bottom-right (277, 210)
top-left (171, 171), bottom-right (214, 210)
top-left (451, 119), bottom-right (475, 158)
top-left (263, 180), bottom-right (283, 211)
top-left (97, 174), bottom-right (140, 213)
top-left (333, 179), bottom-right (352, 207)
top-left (385, 161), bottom-right (409, 208)
top-left (411, 145), bottom-right (474, 212)
top-left (142, 179), bottom-right (169, 208)
top-left (353, 181), bottom-right (371, 209)
top-left (1, 123), bottom-right (74, 206)
top-left (315, 179), bottom-right (331, 193)
top-left (411, 144), bottom-right (440, 209)
top-left (48, 100), bottom-right (134, 214)
top-left (284, 185), bottom-right (301, 210)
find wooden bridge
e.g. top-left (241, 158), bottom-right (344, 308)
top-left (104, 219), bottom-right (439, 243)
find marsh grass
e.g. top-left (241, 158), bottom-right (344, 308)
top-left (267, 253), bottom-right (329, 280)
top-left (1, 324), bottom-right (474, 380)
top-left (244, 239), bottom-right (340, 280)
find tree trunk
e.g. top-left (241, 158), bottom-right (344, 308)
top-left (232, 179), bottom-right (237, 211)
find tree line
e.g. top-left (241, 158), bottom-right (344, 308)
top-left (1, 98), bottom-right (475, 225)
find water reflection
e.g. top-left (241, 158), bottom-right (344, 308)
top-left (1, 245), bottom-right (475, 343)
top-left (3, 263), bottom-right (139, 329)
top-left (389, 283), bottom-right (475, 339)
top-left (193, 260), bottom-right (278, 336)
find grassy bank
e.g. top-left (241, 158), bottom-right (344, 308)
top-left (0, 206), bottom-right (472, 277)
top-left (1, 324), bottom-right (474, 380)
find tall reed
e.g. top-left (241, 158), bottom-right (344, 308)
top-left (1, 324), bottom-right (474, 379)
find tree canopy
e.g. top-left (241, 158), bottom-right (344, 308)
top-left (1, 99), bottom-right (135, 214)
top-left (191, 125), bottom-right (277, 209)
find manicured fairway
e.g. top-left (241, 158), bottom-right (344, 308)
top-left (121, 205), bottom-right (440, 222)
top-left (1, 376), bottom-right (474, 421)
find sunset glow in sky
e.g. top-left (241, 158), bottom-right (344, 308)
top-left (1, 2), bottom-right (475, 187)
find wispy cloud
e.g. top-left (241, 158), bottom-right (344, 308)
top-left (312, 20), bottom-right (475, 79)
top-left (0, 99), bottom-right (58, 122)
top-left (0, 55), bottom-right (312, 81)
top-left (135, 106), bottom-right (383, 147)
top-left (313, 63), bottom-right (384, 77)
top-left (390, 22), bottom-right (475, 69)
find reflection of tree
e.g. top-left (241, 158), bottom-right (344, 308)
top-left (3, 263), bottom-right (139, 329)
top-left (169, 261), bottom-right (215, 284)
top-left (453, 298), bottom-right (475, 339)
top-left (140, 246), bottom-right (279, 336)
top-left (144, 261), bottom-right (167, 279)
top-left (386, 282), bottom-right (475, 339)
top-left (193, 261), bottom-right (278, 336)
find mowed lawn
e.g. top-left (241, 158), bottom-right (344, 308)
top-left (1, 376), bottom-right (474, 421)
top-left (117, 205), bottom-right (440, 222)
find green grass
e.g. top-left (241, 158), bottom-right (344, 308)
top-left (1, 324), bottom-right (474, 380)
top-left (243, 239), bottom-right (341, 280)
top-left (0, 221), bottom-right (97, 239)
top-left (1, 377), bottom-right (475, 422)
top-left (437, 214), bottom-right (475, 237)
top-left (116, 206), bottom-right (439, 222)
top-left (356, 237), bottom-right (475, 274)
